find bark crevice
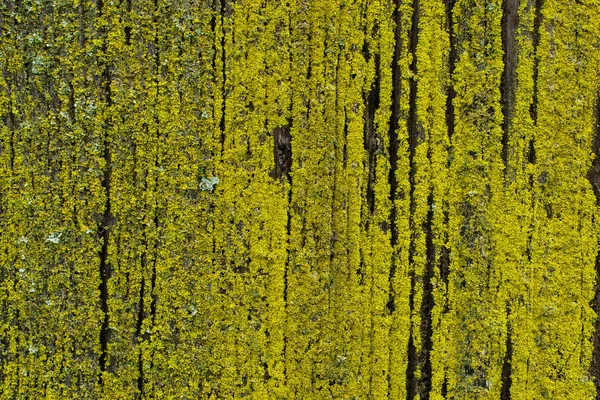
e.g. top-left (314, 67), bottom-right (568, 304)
top-left (530, 0), bottom-right (543, 124)
top-left (272, 126), bottom-right (292, 180)
top-left (501, 0), bottom-right (519, 170)
top-left (136, 272), bottom-right (145, 395)
top-left (417, 194), bottom-right (435, 399)
top-left (444, 0), bottom-right (456, 140)
top-left (589, 89), bottom-right (600, 395)
top-left (97, 0), bottom-right (113, 384)
top-left (406, 0), bottom-right (421, 396)
top-left (501, 307), bottom-right (513, 400)
top-left (386, 0), bottom-right (403, 315)
top-left (365, 52), bottom-right (380, 216)
top-left (146, 0), bottom-right (162, 379)
top-left (219, 0), bottom-right (228, 154)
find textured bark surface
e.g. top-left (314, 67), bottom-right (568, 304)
top-left (0, 0), bottom-right (599, 398)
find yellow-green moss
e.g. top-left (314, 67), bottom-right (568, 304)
top-left (1, 0), bottom-right (599, 398)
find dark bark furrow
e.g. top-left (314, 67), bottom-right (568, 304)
top-left (97, 0), bottom-right (113, 384)
top-left (418, 194), bottom-right (435, 399)
top-left (501, 308), bottom-right (513, 400)
top-left (283, 7), bottom-right (294, 311)
top-left (444, 0), bottom-right (456, 140)
top-left (501, 0), bottom-right (519, 169)
top-left (589, 90), bottom-right (600, 396)
top-left (530, 0), bottom-right (543, 124)
top-left (282, 11), bottom-right (294, 385)
top-left (124, 0), bottom-right (131, 46)
top-left (219, 0), bottom-right (228, 154)
top-left (148, 0), bottom-right (160, 366)
top-left (272, 126), bottom-right (292, 180)
top-left (136, 273), bottom-right (145, 395)
top-left (141, 4), bottom-right (162, 390)
top-left (386, 0), bottom-right (403, 316)
top-left (500, 1), bottom-right (519, 397)
top-left (7, 126), bottom-right (14, 173)
top-left (135, 122), bottom-right (151, 397)
top-left (284, 175), bottom-right (291, 304)
top-left (365, 49), bottom-right (380, 216)
top-left (406, 0), bottom-right (420, 396)
top-left (97, 81), bottom-right (111, 383)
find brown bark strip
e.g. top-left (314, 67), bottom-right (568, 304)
top-left (439, 217), bottom-right (450, 298)
top-left (386, 0), bottom-right (403, 315)
top-left (530, 0), bottom-right (543, 124)
top-left (500, 0), bottom-right (519, 169)
top-left (444, 0), bottom-right (456, 140)
top-left (148, 214), bottom-right (159, 360)
top-left (136, 123), bottom-right (151, 397)
top-left (274, 121), bottom-right (292, 386)
top-left (142, 3), bottom-right (163, 391)
top-left (135, 270), bottom-right (145, 395)
top-left (124, 0), bottom-right (131, 46)
top-left (96, 0), bottom-right (113, 384)
top-left (78, 0), bottom-right (85, 47)
top-left (364, 51), bottom-right (380, 216)
top-left (501, 307), bottom-right (513, 400)
top-left (282, 11), bottom-right (294, 384)
top-left (272, 126), bottom-right (292, 180)
top-left (97, 66), bottom-right (111, 383)
top-left (8, 123), bottom-right (15, 172)
top-left (406, 0), bottom-right (421, 396)
top-left (500, 1), bottom-right (519, 397)
top-left (406, 334), bottom-right (417, 398)
top-left (418, 195), bottom-right (435, 399)
top-left (219, 0), bottom-right (229, 154)
top-left (148, 0), bottom-right (160, 365)
top-left (589, 90), bottom-right (600, 396)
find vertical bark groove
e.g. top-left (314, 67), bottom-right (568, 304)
top-left (136, 273), bottom-right (145, 395)
top-left (444, 0), bottom-right (456, 140)
top-left (136, 123), bottom-right (151, 397)
top-left (500, 1), bottom-right (519, 397)
top-left (98, 145), bottom-right (111, 382)
top-left (272, 126), bottom-right (292, 180)
top-left (418, 194), bottom-right (435, 399)
top-left (530, 0), bottom-right (543, 124)
top-left (282, 11), bottom-right (294, 385)
top-left (97, 0), bottom-right (113, 384)
top-left (365, 52), bottom-right (380, 216)
top-left (148, 0), bottom-right (161, 367)
top-left (387, 0), bottom-right (403, 314)
top-left (124, 0), bottom-right (131, 46)
top-left (406, 0), bottom-right (420, 397)
top-left (501, 0), bottom-right (519, 169)
top-left (590, 90), bottom-right (600, 396)
top-left (501, 308), bottom-right (513, 400)
top-left (219, 0), bottom-right (228, 153)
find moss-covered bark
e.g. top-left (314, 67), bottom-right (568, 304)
top-left (0, 0), bottom-right (599, 398)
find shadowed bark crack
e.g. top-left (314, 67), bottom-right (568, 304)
top-left (219, 0), bottom-right (230, 154)
top-left (272, 126), bottom-right (292, 180)
top-left (362, 22), bottom-right (380, 218)
top-left (501, 306), bottom-right (513, 400)
top-left (589, 89), bottom-right (600, 397)
top-left (500, 1), bottom-right (519, 397)
top-left (530, 0), bottom-right (543, 124)
top-left (386, 0), bottom-right (404, 315)
top-left (96, 0), bottom-right (113, 384)
top-left (444, 0), bottom-right (456, 140)
top-left (417, 194), bottom-right (435, 399)
top-left (364, 51), bottom-right (380, 216)
top-left (501, 0), bottom-right (519, 170)
top-left (406, 0), bottom-right (422, 396)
